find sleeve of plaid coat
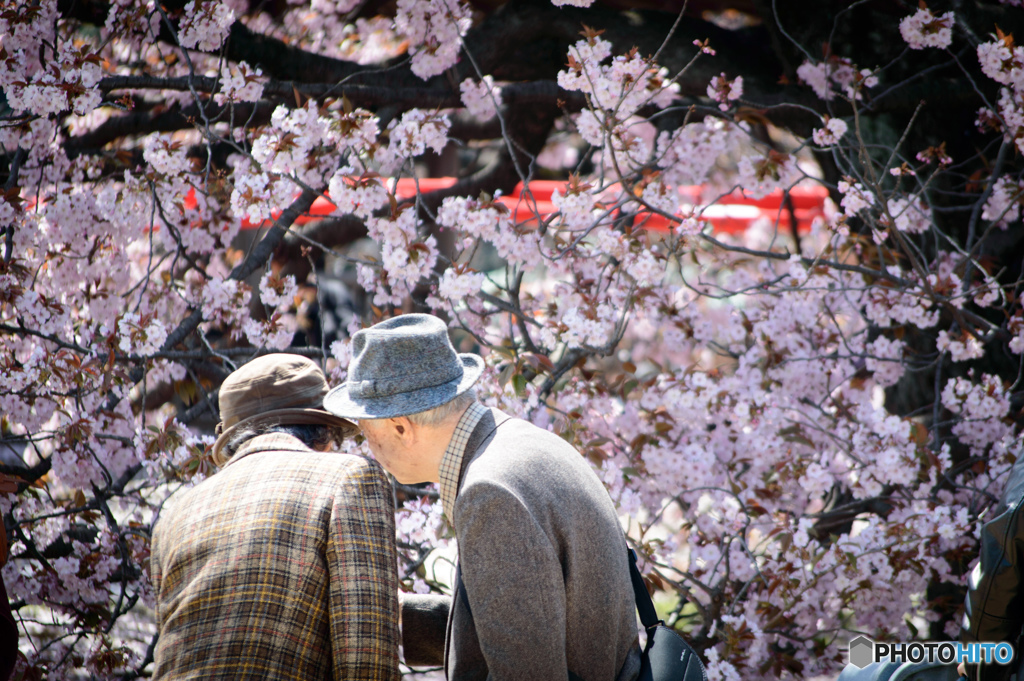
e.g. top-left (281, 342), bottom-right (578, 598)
top-left (150, 526), bottom-right (162, 621)
top-left (327, 456), bottom-right (401, 680)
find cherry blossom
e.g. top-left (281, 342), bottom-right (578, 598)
top-left (936, 329), bottom-right (985, 362)
top-left (838, 178), bottom-right (875, 216)
top-left (977, 37), bottom-right (1024, 88)
top-left (394, 0), bottom-right (472, 79)
top-left (981, 176), bottom-right (1022, 227)
top-left (899, 8), bottom-right (954, 50)
top-left (655, 118), bottom-right (739, 186)
top-left (178, 0), bottom-right (235, 52)
top-left (811, 117), bottom-right (848, 146)
top-left (735, 151), bottom-right (800, 199)
top-left (259, 272), bottom-right (299, 308)
top-left (214, 61), bottom-right (265, 105)
top-left (707, 73), bottom-right (743, 111)
top-left (437, 268), bottom-right (487, 301)
top-left (328, 169), bottom-right (390, 220)
top-left (460, 76), bottom-right (503, 120)
top-left (886, 195), bottom-right (932, 234)
top-left (5, 2), bottom-right (1024, 678)
top-left (387, 109), bottom-right (451, 158)
top-left (797, 57), bottom-right (878, 100)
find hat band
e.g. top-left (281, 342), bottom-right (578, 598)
top-left (349, 365), bottom-right (462, 399)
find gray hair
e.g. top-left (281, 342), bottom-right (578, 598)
top-left (405, 390), bottom-right (476, 427)
top-left (217, 422), bottom-right (349, 466)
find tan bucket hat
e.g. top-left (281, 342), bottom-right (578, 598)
top-left (211, 353), bottom-right (356, 464)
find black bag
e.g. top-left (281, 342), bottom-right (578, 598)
top-left (628, 549), bottom-right (707, 681)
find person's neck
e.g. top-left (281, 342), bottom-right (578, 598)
top-left (421, 403), bottom-right (473, 484)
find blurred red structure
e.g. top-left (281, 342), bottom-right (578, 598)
top-left (181, 178), bottom-right (830, 235)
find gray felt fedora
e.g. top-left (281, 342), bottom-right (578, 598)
top-left (323, 314), bottom-right (484, 420)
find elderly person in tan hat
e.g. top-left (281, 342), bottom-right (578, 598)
top-left (150, 353), bottom-right (400, 681)
top-left (323, 314), bottom-right (641, 681)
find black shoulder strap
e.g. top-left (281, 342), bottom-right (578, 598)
top-left (628, 548), bottom-right (661, 629)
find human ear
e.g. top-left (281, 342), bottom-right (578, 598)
top-left (392, 417), bottom-right (412, 439)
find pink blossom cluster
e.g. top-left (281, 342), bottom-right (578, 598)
top-left (387, 109), bottom-right (451, 159)
top-left (736, 151), bottom-right (801, 199)
top-left (797, 57), bottom-right (878, 101)
top-left (976, 35), bottom-right (1024, 155)
top-left (550, 183), bottom-right (599, 230)
top-left (436, 268), bottom-right (487, 302)
top-left (982, 176), bottom-right (1023, 227)
top-left (460, 76), bottom-right (503, 120)
top-left (838, 178), bottom-right (875, 216)
top-left (394, 0), bottom-right (472, 79)
top-left (941, 374), bottom-right (1012, 451)
top-left (436, 195), bottom-right (542, 266)
top-left (258, 271), bottom-right (299, 309)
top-left (657, 120), bottom-right (738, 191)
top-left (363, 209), bottom-right (438, 306)
top-left (811, 117), bottom-right (848, 147)
top-left (557, 36), bottom-right (644, 112)
top-left (885, 195), bottom-right (932, 235)
top-left (706, 73), bottom-right (743, 111)
top-left (214, 61), bottom-right (265, 105)
top-left (558, 34), bottom-right (678, 170)
top-left (117, 313), bottom-right (169, 357)
top-left (936, 329), bottom-right (984, 363)
top-left (864, 273), bottom-right (940, 329)
top-left (251, 102), bottom-right (341, 185)
top-left (196, 276), bottom-right (252, 335)
top-left (899, 7), bottom-right (955, 50)
top-left (3, 39), bottom-right (103, 118)
top-left (328, 170), bottom-right (390, 219)
top-left (177, 0), bottom-right (236, 52)
top-left (103, 0), bottom-right (160, 49)
top-left (243, 313), bottom-right (296, 350)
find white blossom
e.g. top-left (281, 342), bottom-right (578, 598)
top-left (899, 8), bottom-right (954, 50)
top-left (811, 117), bottom-right (848, 146)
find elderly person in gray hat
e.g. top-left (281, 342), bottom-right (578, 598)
top-left (324, 314), bottom-right (641, 681)
top-left (150, 353), bottom-right (400, 681)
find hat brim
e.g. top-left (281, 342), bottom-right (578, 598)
top-left (323, 353), bottom-right (484, 420)
top-left (211, 408), bottom-right (357, 461)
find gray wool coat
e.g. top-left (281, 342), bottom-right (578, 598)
top-left (402, 408), bottom-right (641, 681)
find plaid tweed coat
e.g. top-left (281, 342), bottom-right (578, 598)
top-left (150, 433), bottom-right (400, 680)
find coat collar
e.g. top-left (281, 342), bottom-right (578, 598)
top-left (223, 432), bottom-right (311, 467)
top-left (438, 402), bottom-right (489, 520)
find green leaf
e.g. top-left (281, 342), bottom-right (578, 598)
top-left (497, 363), bottom-right (514, 388)
top-left (492, 345), bottom-right (516, 361)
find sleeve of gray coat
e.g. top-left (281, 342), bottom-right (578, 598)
top-left (456, 480), bottom-right (568, 681)
top-left (401, 593), bottom-right (451, 666)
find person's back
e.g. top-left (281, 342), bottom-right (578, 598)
top-left (151, 432), bottom-right (399, 680)
top-left (448, 412), bottom-right (639, 680)
top-left (150, 354), bottom-right (400, 681)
